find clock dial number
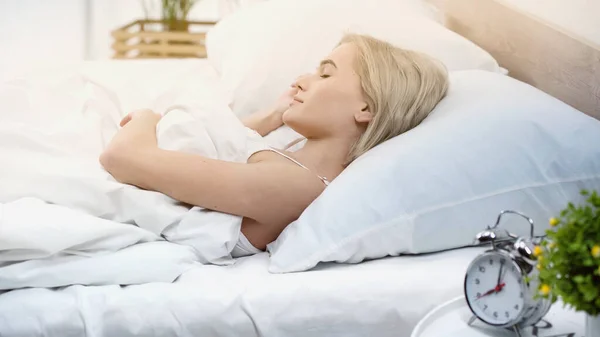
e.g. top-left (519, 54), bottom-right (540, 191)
top-left (479, 266), bottom-right (486, 273)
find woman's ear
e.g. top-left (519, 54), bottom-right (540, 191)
top-left (354, 105), bottom-right (373, 123)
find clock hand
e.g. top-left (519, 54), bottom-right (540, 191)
top-left (475, 283), bottom-right (506, 300)
top-left (497, 264), bottom-right (504, 286)
top-left (499, 264), bottom-right (508, 285)
top-left (476, 288), bottom-right (497, 300)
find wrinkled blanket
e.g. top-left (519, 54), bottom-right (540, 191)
top-left (0, 64), bottom-right (268, 289)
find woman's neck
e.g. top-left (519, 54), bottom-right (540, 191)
top-left (292, 136), bottom-right (356, 182)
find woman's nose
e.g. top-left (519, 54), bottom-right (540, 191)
top-left (293, 73), bottom-right (312, 91)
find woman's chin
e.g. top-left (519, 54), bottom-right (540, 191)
top-left (281, 119), bottom-right (303, 135)
top-left (281, 108), bottom-right (296, 125)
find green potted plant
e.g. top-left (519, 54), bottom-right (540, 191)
top-left (535, 189), bottom-right (600, 336)
top-left (141, 0), bottom-right (201, 31)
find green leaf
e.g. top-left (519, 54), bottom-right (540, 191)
top-left (583, 287), bottom-right (599, 302)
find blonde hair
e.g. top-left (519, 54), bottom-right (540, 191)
top-left (341, 33), bottom-right (449, 164)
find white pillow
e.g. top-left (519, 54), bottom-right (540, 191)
top-left (206, 0), bottom-right (501, 117)
top-left (267, 70), bottom-right (600, 273)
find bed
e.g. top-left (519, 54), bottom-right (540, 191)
top-left (0, 0), bottom-right (599, 336)
top-left (0, 248), bottom-right (484, 336)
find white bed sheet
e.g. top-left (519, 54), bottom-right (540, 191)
top-left (0, 247), bottom-right (484, 337)
top-left (0, 58), bottom-right (257, 287)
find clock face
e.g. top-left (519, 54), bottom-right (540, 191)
top-left (464, 252), bottom-right (526, 326)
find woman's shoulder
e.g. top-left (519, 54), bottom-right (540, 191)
top-left (247, 148), bottom-right (331, 189)
top-left (247, 148), bottom-right (279, 164)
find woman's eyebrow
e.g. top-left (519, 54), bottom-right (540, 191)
top-left (319, 59), bottom-right (338, 68)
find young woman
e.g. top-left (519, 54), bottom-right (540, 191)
top-left (99, 34), bottom-right (449, 256)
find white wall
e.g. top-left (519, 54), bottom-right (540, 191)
top-left (0, 0), bottom-right (86, 79)
top-left (500, 0), bottom-right (600, 46)
top-left (0, 0), bottom-right (223, 80)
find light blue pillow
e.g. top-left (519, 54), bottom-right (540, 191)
top-left (267, 70), bottom-right (600, 273)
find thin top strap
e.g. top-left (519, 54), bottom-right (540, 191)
top-left (267, 148), bottom-right (330, 186)
top-left (283, 137), bottom-right (306, 151)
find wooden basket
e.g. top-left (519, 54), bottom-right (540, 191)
top-left (111, 19), bottom-right (216, 59)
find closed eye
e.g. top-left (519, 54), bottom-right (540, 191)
top-left (317, 62), bottom-right (333, 79)
top-left (318, 67), bottom-right (331, 79)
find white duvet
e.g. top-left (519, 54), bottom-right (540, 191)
top-left (0, 61), bottom-right (268, 289)
top-left (0, 248), bottom-right (485, 337)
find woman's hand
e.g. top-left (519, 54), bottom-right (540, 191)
top-left (241, 84), bottom-right (299, 136)
top-left (271, 84), bottom-right (300, 117)
top-left (119, 109), bottom-right (162, 127)
top-left (100, 109), bottom-right (162, 184)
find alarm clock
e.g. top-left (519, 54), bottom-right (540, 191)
top-left (464, 210), bottom-right (552, 337)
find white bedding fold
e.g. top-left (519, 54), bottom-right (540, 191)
top-left (0, 248), bottom-right (486, 337)
top-left (0, 63), bottom-right (268, 289)
top-left (0, 198), bottom-right (158, 261)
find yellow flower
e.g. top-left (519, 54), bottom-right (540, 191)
top-left (539, 284), bottom-right (551, 296)
top-left (548, 242), bottom-right (557, 250)
top-left (533, 245), bottom-right (543, 257)
top-left (592, 245), bottom-right (600, 258)
top-left (536, 263), bottom-right (542, 270)
top-left (549, 217), bottom-right (559, 227)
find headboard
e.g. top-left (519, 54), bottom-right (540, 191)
top-left (426, 0), bottom-right (600, 119)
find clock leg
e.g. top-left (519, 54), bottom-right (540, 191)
top-left (512, 325), bottom-right (522, 337)
top-left (467, 315), bottom-right (477, 326)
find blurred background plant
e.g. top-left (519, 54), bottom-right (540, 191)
top-left (141, 0), bottom-right (202, 31)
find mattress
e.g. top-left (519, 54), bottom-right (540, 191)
top-left (0, 247), bottom-right (484, 337)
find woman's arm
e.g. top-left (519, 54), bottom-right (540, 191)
top-left (241, 108), bottom-right (283, 137)
top-left (100, 110), bottom-right (323, 224)
top-left (241, 85), bottom-right (298, 136)
top-left (102, 147), bottom-right (321, 221)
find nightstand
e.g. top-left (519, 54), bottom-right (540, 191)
top-left (411, 296), bottom-right (584, 337)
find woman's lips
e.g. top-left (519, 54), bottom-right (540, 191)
top-left (290, 96), bottom-right (304, 106)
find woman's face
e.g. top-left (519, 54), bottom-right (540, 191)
top-left (282, 43), bottom-right (372, 139)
